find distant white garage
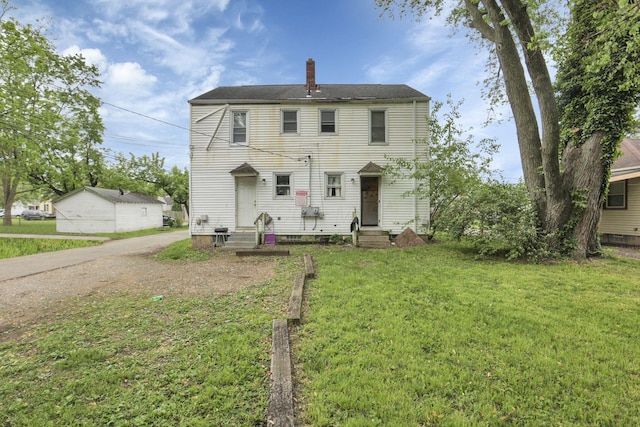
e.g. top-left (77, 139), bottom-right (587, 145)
top-left (54, 187), bottom-right (163, 234)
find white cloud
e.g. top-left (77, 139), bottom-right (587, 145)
top-left (103, 62), bottom-right (157, 97)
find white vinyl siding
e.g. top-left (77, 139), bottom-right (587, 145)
top-left (189, 99), bottom-right (430, 236)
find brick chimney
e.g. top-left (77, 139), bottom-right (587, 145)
top-left (306, 58), bottom-right (317, 91)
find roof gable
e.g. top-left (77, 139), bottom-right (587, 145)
top-left (54, 187), bottom-right (162, 205)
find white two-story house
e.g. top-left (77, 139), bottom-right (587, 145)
top-left (188, 58), bottom-right (430, 248)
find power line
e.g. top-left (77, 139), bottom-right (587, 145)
top-left (102, 101), bottom-right (303, 162)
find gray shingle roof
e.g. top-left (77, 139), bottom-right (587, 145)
top-left (55, 187), bottom-right (162, 205)
top-left (613, 139), bottom-right (640, 170)
top-left (190, 84), bottom-right (429, 104)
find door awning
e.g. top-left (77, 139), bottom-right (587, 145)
top-left (229, 162), bottom-right (259, 176)
top-left (358, 161), bottom-right (384, 176)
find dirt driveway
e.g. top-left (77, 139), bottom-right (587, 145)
top-left (0, 232), bottom-right (277, 341)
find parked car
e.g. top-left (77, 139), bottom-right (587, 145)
top-left (21, 209), bottom-right (55, 220)
top-left (163, 215), bottom-right (175, 227)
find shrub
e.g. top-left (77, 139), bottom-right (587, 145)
top-left (442, 181), bottom-right (554, 260)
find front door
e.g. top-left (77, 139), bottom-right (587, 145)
top-left (236, 176), bottom-right (256, 228)
top-left (361, 176), bottom-right (379, 226)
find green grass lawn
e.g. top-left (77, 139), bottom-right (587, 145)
top-left (2, 240), bottom-right (639, 426)
top-left (1, 219), bottom-right (185, 238)
top-left (1, 219), bottom-right (58, 234)
top-left (295, 243), bottom-right (640, 426)
top-left (0, 237), bottom-right (102, 259)
top-left (0, 220), bottom-right (186, 259)
top-left (0, 243), bottom-right (298, 426)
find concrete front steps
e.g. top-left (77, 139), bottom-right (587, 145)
top-left (222, 231), bottom-right (256, 249)
top-left (358, 229), bottom-right (391, 248)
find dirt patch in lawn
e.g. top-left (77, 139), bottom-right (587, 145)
top-left (0, 251), bottom-right (277, 342)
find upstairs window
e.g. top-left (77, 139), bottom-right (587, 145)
top-left (370, 110), bottom-right (386, 144)
top-left (232, 111), bottom-right (247, 144)
top-left (275, 174), bottom-right (292, 197)
top-left (606, 181), bottom-right (626, 209)
top-left (325, 173), bottom-right (343, 198)
top-left (320, 110), bottom-right (336, 133)
top-left (282, 110), bottom-right (298, 133)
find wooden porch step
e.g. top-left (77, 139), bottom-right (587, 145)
top-left (358, 233), bottom-right (391, 249)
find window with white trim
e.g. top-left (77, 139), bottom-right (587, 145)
top-left (320, 109), bottom-right (336, 133)
top-left (282, 110), bottom-right (298, 133)
top-left (232, 111), bottom-right (248, 144)
top-left (275, 174), bottom-right (292, 198)
top-left (370, 110), bottom-right (386, 144)
top-left (325, 173), bottom-right (343, 198)
top-left (606, 180), bottom-right (626, 208)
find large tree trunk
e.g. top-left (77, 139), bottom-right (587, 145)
top-left (466, 0), bottom-right (547, 220)
top-left (562, 132), bottom-right (606, 258)
top-left (2, 170), bottom-right (19, 227)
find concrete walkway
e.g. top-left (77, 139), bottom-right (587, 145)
top-left (0, 230), bottom-right (190, 282)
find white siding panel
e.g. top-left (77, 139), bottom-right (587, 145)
top-left (190, 100), bottom-right (430, 236)
top-left (55, 190), bottom-right (116, 233)
top-left (114, 203), bottom-right (163, 232)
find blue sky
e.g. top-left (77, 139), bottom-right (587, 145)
top-left (12, 0), bottom-right (521, 181)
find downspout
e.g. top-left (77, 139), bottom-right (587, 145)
top-left (413, 100), bottom-right (417, 232)
top-left (303, 155), bottom-right (311, 231)
top-left (425, 99), bottom-right (431, 236)
top-left (308, 155), bottom-right (312, 208)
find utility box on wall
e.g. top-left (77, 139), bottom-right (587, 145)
top-left (301, 207), bottom-right (323, 217)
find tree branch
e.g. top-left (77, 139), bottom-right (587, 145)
top-left (464, 0), bottom-right (497, 42)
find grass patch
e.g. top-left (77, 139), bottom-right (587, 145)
top-left (0, 238), bottom-right (102, 259)
top-left (95, 226), bottom-right (187, 240)
top-left (1, 220), bottom-right (57, 235)
top-left (1, 219), bottom-right (185, 238)
top-left (295, 243), bottom-right (640, 426)
top-left (0, 253), bottom-right (299, 426)
top-left (154, 239), bottom-right (212, 262)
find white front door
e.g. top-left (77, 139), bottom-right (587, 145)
top-left (236, 176), bottom-right (256, 228)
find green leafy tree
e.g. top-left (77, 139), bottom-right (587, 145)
top-left (377, 0), bottom-right (640, 258)
top-left (385, 96), bottom-right (498, 239)
top-left (0, 1), bottom-right (103, 225)
top-left (445, 180), bottom-right (542, 260)
top-left (103, 152), bottom-right (189, 214)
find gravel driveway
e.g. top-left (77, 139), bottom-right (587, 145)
top-left (0, 231), bottom-right (277, 341)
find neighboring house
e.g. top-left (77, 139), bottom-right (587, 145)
top-left (189, 58), bottom-right (430, 247)
top-left (54, 187), bottom-right (163, 234)
top-left (600, 138), bottom-right (640, 245)
top-left (28, 200), bottom-right (55, 216)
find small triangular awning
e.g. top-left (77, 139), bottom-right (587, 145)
top-left (358, 161), bottom-right (384, 176)
top-left (229, 162), bottom-right (259, 176)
